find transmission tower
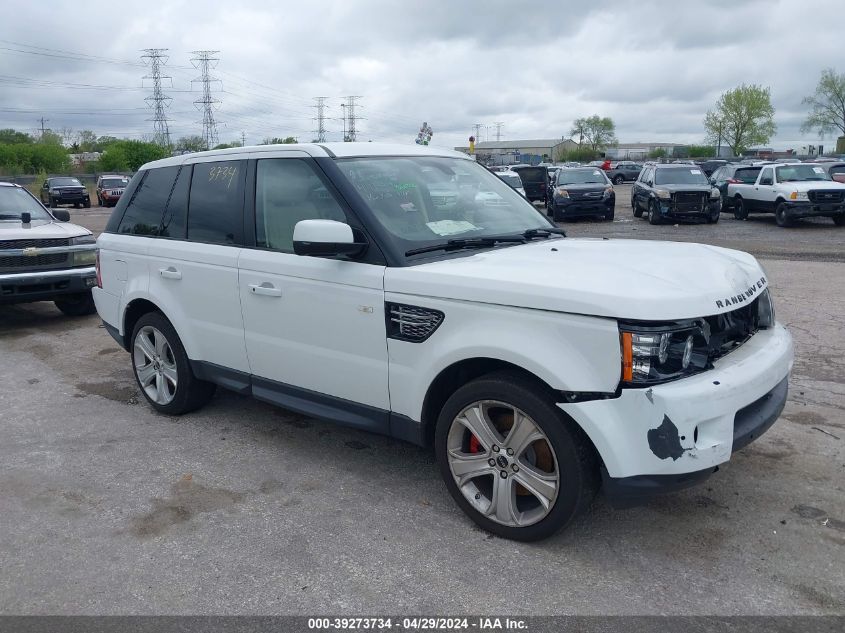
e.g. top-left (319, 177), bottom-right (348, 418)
top-left (472, 123), bottom-right (483, 143)
top-left (313, 97), bottom-right (328, 142)
top-left (191, 50), bottom-right (222, 150)
top-left (344, 96), bottom-right (363, 142)
top-left (494, 122), bottom-right (504, 142)
top-left (141, 49), bottom-right (173, 148)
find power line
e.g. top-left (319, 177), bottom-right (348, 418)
top-left (312, 97), bottom-right (328, 143)
top-left (344, 96), bottom-right (363, 142)
top-left (141, 48), bottom-right (173, 149)
top-left (191, 50), bottom-right (221, 150)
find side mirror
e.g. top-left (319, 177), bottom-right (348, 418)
top-left (52, 209), bottom-right (71, 222)
top-left (292, 219), bottom-right (366, 257)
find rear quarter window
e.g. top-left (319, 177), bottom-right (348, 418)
top-left (187, 160), bottom-right (245, 245)
top-left (115, 166), bottom-right (181, 236)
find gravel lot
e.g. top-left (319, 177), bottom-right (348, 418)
top-left (1, 186), bottom-right (843, 615)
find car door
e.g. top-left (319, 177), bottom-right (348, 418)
top-left (145, 158), bottom-right (251, 373)
top-left (237, 155), bottom-right (390, 432)
top-left (755, 167), bottom-right (776, 212)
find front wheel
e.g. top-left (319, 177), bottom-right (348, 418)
top-left (632, 194), bottom-right (643, 218)
top-left (605, 207), bottom-right (615, 221)
top-left (708, 206), bottom-right (720, 223)
top-left (435, 371), bottom-right (598, 541)
top-left (648, 199), bottom-right (662, 225)
top-left (131, 312), bottom-right (216, 415)
top-left (83, 199), bottom-right (91, 209)
top-left (613, 175), bottom-right (624, 185)
top-left (54, 291), bottom-right (96, 316)
top-left (832, 215), bottom-right (845, 226)
top-left (775, 202), bottom-right (793, 227)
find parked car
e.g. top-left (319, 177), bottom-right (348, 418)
top-left (1, 182), bottom-right (97, 315)
top-left (550, 167), bottom-right (615, 221)
top-left (632, 164), bottom-right (721, 224)
top-left (496, 171), bottom-right (527, 197)
top-left (709, 164), bottom-right (763, 213)
top-left (815, 161), bottom-right (845, 184)
top-left (39, 176), bottom-right (91, 209)
top-left (605, 161), bottom-right (642, 184)
top-left (94, 142), bottom-right (792, 541)
top-left (730, 163), bottom-right (845, 226)
top-left (696, 159), bottom-right (728, 177)
top-left (509, 165), bottom-right (548, 204)
top-left (96, 174), bottom-right (130, 208)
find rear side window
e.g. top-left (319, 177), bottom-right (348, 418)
top-left (187, 160), bottom-right (245, 245)
top-left (830, 165), bottom-right (845, 175)
top-left (117, 167), bottom-right (180, 236)
top-left (104, 172), bottom-right (143, 233)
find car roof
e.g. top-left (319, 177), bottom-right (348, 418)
top-left (139, 142), bottom-right (472, 171)
top-left (99, 174), bottom-right (127, 178)
top-left (0, 181), bottom-right (19, 187)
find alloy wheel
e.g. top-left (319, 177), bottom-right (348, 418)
top-left (446, 400), bottom-right (559, 528)
top-left (133, 325), bottom-right (178, 405)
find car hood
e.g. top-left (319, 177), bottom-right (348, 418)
top-left (785, 181), bottom-right (845, 191)
top-left (386, 238), bottom-right (768, 321)
top-left (0, 219), bottom-right (91, 239)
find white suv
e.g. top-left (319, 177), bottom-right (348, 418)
top-left (94, 143), bottom-right (793, 541)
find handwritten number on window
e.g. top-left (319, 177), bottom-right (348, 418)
top-left (207, 165), bottom-right (239, 189)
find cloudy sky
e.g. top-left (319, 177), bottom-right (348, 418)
top-left (0, 0), bottom-right (841, 150)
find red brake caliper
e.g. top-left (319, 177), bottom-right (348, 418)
top-left (468, 434), bottom-right (482, 453)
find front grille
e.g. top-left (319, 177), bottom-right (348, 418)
top-left (386, 302), bottom-right (445, 343)
top-left (703, 298), bottom-right (759, 360)
top-left (57, 189), bottom-right (85, 198)
top-left (672, 191), bottom-right (707, 213)
top-left (807, 190), bottom-right (844, 203)
top-left (0, 238), bottom-right (70, 272)
top-left (570, 190), bottom-right (602, 200)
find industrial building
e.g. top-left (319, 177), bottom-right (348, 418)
top-left (455, 138), bottom-right (578, 165)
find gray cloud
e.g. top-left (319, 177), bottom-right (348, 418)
top-left (0, 0), bottom-right (841, 149)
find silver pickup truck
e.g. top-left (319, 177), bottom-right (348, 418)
top-left (1, 181), bottom-right (98, 315)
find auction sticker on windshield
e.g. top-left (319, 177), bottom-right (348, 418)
top-left (426, 220), bottom-right (479, 236)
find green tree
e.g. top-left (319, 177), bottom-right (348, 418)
top-left (0, 129), bottom-right (34, 144)
top-left (100, 140), bottom-right (168, 172)
top-left (213, 142), bottom-right (241, 150)
top-left (683, 145), bottom-right (716, 158)
top-left (557, 147), bottom-right (599, 163)
top-left (260, 136), bottom-right (298, 145)
top-left (648, 148), bottom-right (667, 159)
top-left (175, 135), bottom-right (206, 153)
top-left (704, 84), bottom-right (776, 155)
top-left (569, 116), bottom-right (617, 153)
top-left (75, 130), bottom-right (99, 152)
top-left (800, 68), bottom-right (845, 139)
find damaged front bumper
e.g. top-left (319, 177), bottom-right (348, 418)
top-left (558, 323), bottom-right (793, 507)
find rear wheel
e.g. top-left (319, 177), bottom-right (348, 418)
top-left (131, 312), bottom-right (216, 415)
top-left (435, 371), bottom-right (598, 541)
top-left (648, 199), bottom-right (662, 225)
top-left (613, 175), bottom-right (624, 185)
top-left (733, 196), bottom-right (748, 220)
top-left (54, 291), bottom-right (96, 316)
top-left (775, 202), bottom-right (792, 227)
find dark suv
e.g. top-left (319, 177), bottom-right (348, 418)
top-left (509, 166), bottom-right (548, 204)
top-left (40, 177), bottom-right (91, 209)
top-left (632, 164), bottom-right (721, 224)
top-left (709, 164), bottom-right (762, 212)
top-left (605, 161), bottom-right (641, 184)
top-left (550, 167), bottom-right (615, 221)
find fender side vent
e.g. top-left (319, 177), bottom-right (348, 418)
top-left (386, 302), bottom-right (444, 343)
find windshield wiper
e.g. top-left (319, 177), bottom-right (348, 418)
top-left (522, 227), bottom-right (566, 239)
top-left (406, 236), bottom-right (526, 257)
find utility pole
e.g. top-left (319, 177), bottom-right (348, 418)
top-left (191, 50), bottom-right (222, 151)
top-left (141, 48), bottom-right (172, 149)
top-left (494, 122), bottom-right (504, 142)
top-left (313, 96), bottom-right (328, 142)
top-left (38, 117), bottom-right (49, 140)
top-left (716, 119), bottom-right (723, 157)
top-left (241, 131), bottom-right (246, 147)
top-left (343, 96), bottom-right (362, 142)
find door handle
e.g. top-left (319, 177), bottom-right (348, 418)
top-left (249, 282), bottom-right (282, 297)
top-left (159, 267), bottom-right (181, 280)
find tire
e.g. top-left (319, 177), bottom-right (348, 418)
top-left (54, 291), bottom-right (96, 316)
top-left (96, 194), bottom-right (102, 206)
top-left (648, 199), bottom-right (662, 225)
top-left (708, 205), bottom-right (720, 224)
top-left (832, 215), bottom-right (845, 226)
top-left (733, 196), bottom-right (748, 220)
top-left (775, 202), bottom-right (793, 227)
top-left (130, 312), bottom-right (216, 415)
top-left (613, 175), bottom-right (624, 185)
top-left (632, 194), bottom-right (643, 218)
top-left (434, 371), bottom-right (598, 541)
top-left (50, 198), bottom-right (57, 208)
top-left (73, 202), bottom-right (80, 209)
top-left (605, 207), bottom-right (615, 221)
top-left (84, 199), bottom-right (91, 209)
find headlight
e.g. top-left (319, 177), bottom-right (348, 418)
top-left (620, 322), bottom-right (710, 386)
top-left (654, 188), bottom-right (671, 199)
top-left (70, 235), bottom-right (96, 267)
top-left (710, 188), bottom-right (721, 198)
top-left (758, 288), bottom-right (775, 328)
top-left (603, 185), bottom-right (614, 198)
top-left (789, 191), bottom-right (808, 201)
top-left (555, 187), bottom-right (569, 198)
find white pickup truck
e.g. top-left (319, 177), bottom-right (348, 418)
top-left (729, 162), bottom-right (845, 227)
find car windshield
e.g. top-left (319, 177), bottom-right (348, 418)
top-left (335, 156), bottom-right (553, 255)
top-left (654, 167), bottom-right (709, 185)
top-left (776, 164), bottom-right (832, 182)
top-left (734, 167), bottom-right (761, 183)
top-left (52, 177), bottom-right (82, 187)
top-left (558, 169), bottom-right (607, 185)
top-left (101, 178), bottom-right (128, 188)
top-left (496, 173), bottom-right (523, 188)
top-left (0, 187), bottom-right (52, 221)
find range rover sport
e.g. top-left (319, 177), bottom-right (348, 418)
top-left (94, 143), bottom-right (793, 541)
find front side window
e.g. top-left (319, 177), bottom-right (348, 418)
top-left (117, 166), bottom-right (180, 236)
top-left (0, 187), bottom-right (51, 221)
top-left (187, 160), bottom-right (245, 245)
top-left (255, 158), bottom-right (347, 253)
top-left (335, 156), bottom-right (552, 256)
